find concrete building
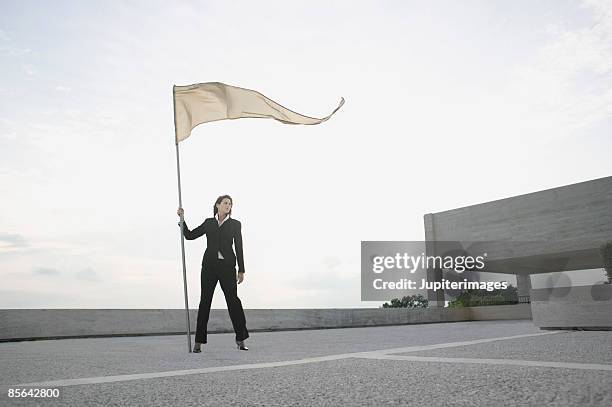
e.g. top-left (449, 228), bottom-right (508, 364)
top-left (424, 176), bottom-right (612, 307)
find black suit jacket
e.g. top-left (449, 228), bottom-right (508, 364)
top-left (180, 217), bottom-right (245, 273)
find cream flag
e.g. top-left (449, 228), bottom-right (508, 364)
top-left (173, 82), bottom-right (345, 142)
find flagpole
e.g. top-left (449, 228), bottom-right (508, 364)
top-left (173, 86), bottom-right (192, 353)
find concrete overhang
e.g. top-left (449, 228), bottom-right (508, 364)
top-left (424, 176), bottom-right (612, 274)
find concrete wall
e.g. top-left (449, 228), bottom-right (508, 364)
top-left (424, 176), bottom-right (612, 274)
top-left (531, 285), bottom-right (612, 329)
top-left (0, 306), bottom-right (533, 342)
top-left (468, 303), bottom-right (532, 321)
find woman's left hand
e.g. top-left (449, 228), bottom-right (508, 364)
top-left (237, 272), bottom-right (245, 284)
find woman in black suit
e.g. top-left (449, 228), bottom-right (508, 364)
top-left (177, 194), bottom-right (250, 352)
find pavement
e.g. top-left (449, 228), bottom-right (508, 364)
top-left (0, 320), bottom-right (610, 406)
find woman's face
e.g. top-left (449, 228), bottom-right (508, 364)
top-left (216, 198), bottom-right (232, 216)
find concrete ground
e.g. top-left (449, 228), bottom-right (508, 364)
top-left (0, 320), bottom-right (610, 406)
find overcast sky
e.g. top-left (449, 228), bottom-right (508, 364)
top-left (1, 0), bottom-right (611, 309)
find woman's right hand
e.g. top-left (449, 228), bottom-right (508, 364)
top-left (177, 207), bottom-right (184, 217)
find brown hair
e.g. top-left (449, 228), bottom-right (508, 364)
top-left (213, 194), bottom-right (233, 216)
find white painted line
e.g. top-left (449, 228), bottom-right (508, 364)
top-left (355, 354), bottom-right (612, 371)
top-left (10, 354), bottom-right (351, 388)
top-left (10, 331), bottom-right (561, 388)
top-left (354, 331), bottom-right (561, 356)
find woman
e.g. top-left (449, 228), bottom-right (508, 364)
top-left (177, 194), bottom-right (250, 352)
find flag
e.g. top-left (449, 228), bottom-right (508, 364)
top-left (173, 82), bottom-right (344, 142)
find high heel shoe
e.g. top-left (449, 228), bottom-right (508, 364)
top-left (193, 342), bottom-right (203, 353)
top-left (236, 340), bottom-right (249, 350)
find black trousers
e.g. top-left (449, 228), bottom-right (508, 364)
top-left (195, 257), bottom-right (249, 344)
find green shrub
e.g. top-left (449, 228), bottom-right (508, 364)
top-left (382, 294), bottom-right (428, 309)
top-left (448, 285), bottom-right (518, 308)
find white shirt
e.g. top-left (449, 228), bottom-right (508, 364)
top-left (215, 213), bottom-right (230, 259)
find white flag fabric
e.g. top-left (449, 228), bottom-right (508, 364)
top-left (173, 82), bottom-right (345, 142)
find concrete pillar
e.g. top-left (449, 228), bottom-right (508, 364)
top-left (425, 214), bottom-right (445, 307)
top-left (516, 273), bottom-right (532, 303)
